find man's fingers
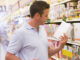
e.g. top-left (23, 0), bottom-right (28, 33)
top-left (64, 34), bottom-right (68, 40)
top-left (60, 34), bottom-right (68, 44)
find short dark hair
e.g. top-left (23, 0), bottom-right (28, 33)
top-left (30, 1), bottom-right (50, 18)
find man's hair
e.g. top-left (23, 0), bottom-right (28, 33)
top-left (30, 1), bottom-right (50, 18)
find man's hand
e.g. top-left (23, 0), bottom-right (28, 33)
top-left (5, 52), bottom-right (21, 60)
top-left (59, 34), bottom-right (68, 49)
top-left (48, 34), bottom-right (68, 57)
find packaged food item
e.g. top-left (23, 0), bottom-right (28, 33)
top-left (53, 21), bottom-right (73, 41)
top-left (78, 46), bottom-right (80, 60)
top-left (67, 45), bottom-right (73, 60)
top-left (72, 45), bottom-right (79, 60)
top-left (73, 23), bottom-right (80, 42)
top-left (62, 45), bottom-right (68, 60)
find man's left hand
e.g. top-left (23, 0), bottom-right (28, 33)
top-left (59, 34), bottom-right (68, 49)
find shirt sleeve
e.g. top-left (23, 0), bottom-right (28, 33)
top-left (7, 30), bottom-right (23, 55)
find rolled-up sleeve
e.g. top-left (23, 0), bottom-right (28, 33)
top-left (7, 31), bottom-right (23, 55)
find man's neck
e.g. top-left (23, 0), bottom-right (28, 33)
top-left (28, 19), bottom-right (39, 32)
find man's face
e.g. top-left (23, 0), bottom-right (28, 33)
top-left (38, 9), bottom-right (49, 25)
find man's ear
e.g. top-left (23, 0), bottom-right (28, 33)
top-left (34, 13), bottom-right (40, 20)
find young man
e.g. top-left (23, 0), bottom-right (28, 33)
top-left (5, 1), bottom-right (68, 60)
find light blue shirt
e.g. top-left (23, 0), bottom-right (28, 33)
top-left (7, 23), bottom-right (48, 60)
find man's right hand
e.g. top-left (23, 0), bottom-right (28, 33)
top-left (5, 52), bottom-right (21, 60)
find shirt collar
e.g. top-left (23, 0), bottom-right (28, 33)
top-left (25, 22), bottom-right (43, 31)
top-left (26, 23), bottom-right (34, 29)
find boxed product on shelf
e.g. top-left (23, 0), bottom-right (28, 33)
top-left (78, 0), bottom-right (80, 8)
top-left (62, 45), bottom-right (74, 60)
top-left (73, 23), bottom-right (80, 42)
top-left (75, 9), bottom-right (80, 18)
top-left (53, 21), bottom-right (73, 41)
top-left (50, 0), bottom-right (80, 21)
top-left (44, 24), bottom-right (59, 37)
top-left (77, 4), bottom-right (80, 8)
top-left (62, 45), bottom-right (68, 60)
top-left (44, 24), bottom-right (53, 37)
top-left (67, 45), bottom-right (73, 60)
top-left (59, 4), bottom-right (66, 19)
top-left (49, 6), bottom-right (56, 21)
top-left (52, 24), bottom-right (59, 34)
top-left (72, 45), bottom-right (79, 60)
top-left (50, 4), bottom-right (66, 21)
top-left (62, 45), bottom-right (80, 60)
top-left (78, 46), bottom-right (80, 60)
top-left (44, 21), bottom-right (73, 42)
top-left (48, 40), bottom-right (80, 60)
top-left (62, 45), bottom-right (73, 60)
top-left (67, 7), bottom-right (80, 20)
top-left (51, 5), bottom-right (60, 21)
top-left (67, 1), bottom-right (78, 7)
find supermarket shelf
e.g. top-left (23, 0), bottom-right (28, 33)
top-left (66, 18), bottom-right (80, 23)
top-left (51, 0), bottom-right (71, 6)
top-left (67, 41), bottom-right (80, 46)
top-left (51, 56), bottom-right (61, 60)
top-left (51, 56), bottom-right (67, 60)
top-left (48, 37), bottom-right (80, 46)
top-left (4, 0), bottom-right (32, 20)
top-left (45, 22), bottom-right (61, 24)
top-left (45, 18), bottom-right (80, 24)
top-left (45, 20), bottom-right (62, 24)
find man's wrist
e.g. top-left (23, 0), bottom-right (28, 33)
top-left (59, 45), bottom-right (64, 50)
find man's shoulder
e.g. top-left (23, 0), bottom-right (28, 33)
top-left (14, 26), bottom-right (26, 35)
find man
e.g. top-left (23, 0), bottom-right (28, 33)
top-left (5, 1), bottom-right (68, 60)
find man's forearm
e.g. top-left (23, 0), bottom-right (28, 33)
top-left (48, 47), bottom-right (62, 57)
top-left (5, 52), bottom-right (21, 60)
